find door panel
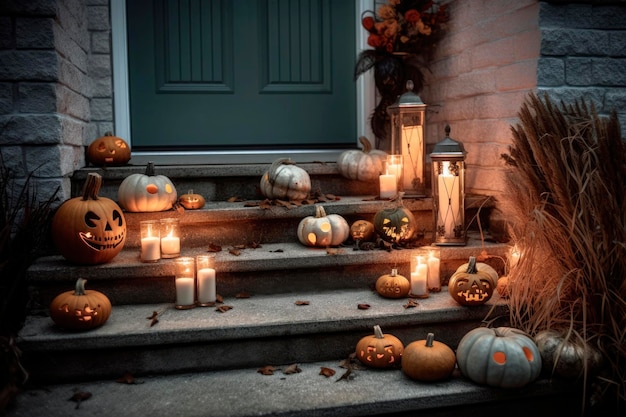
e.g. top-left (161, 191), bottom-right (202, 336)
top-left (126, 0), bottom-right (356, 151)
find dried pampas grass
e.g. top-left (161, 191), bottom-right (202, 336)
top-left (502, 93), bottom-right (626, 412)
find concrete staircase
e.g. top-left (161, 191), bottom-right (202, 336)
top-left (7, 163), bottom-right (582, 417)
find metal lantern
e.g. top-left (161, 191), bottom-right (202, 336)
top-left (430, 125), bottom-right (467, 245)
top-left (387, 80), bottom-right (427, 196)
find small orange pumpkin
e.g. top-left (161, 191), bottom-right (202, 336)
top-left (178, 190), bottom-right (205, 209)
top-left (355, 325), bottom-right (404, 368)
top-left (402, 333), bottom-right (456, 381)
top-left (86, 132), bottom-right (131, 166)
top-left (350, 220), bottom-right (375, 242)
top-left (448, 256), bottom-right (498, 306)
top-left (49, 278), bottom-right (112, 331)
top-left (375, 268), bottom-right (410, 299)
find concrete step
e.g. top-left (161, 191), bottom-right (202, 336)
top-left (18, 289), bottom-right (508, 383)
top-left (6, 357), bottom-right (581, 417)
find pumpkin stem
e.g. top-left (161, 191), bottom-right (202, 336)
top-left (466, 256), bottom-right (478, 274)
top-left (358, 136), bottom-right (373, 154)
top-left (315, 205), bottom-right (327, 218)
top-left (267, 158), bottom-right (294, 185)
top-left (104, 131), bottom-right (114, 136)
top-left (425, 332), bottom-right (435, 348)
top-left (390, 268), bottom-right (398, 276)
top-left (145, 161), bottom-right (156, 176)
top-left (74, 278), bottom-right (88, 296)
top-left (81, 173), bottom-right (103, 201)
top-left (373, 325), bottom-right (384, 339)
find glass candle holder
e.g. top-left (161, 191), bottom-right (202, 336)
top-left (196, 254), bottom-right (217, 306)
top-left (410, 254), bottom-right (429, 298)
top-left (386, 154), bottom-right (403, 193)
top-left (160, 218), bottom-right (180, 258)
top-left (140, 220), bottom-right (160, 262)
top-left (174, 257), bottom-right (196, 309)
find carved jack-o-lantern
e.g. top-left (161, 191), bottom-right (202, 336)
top-left (86, 132), bottom-right (131, 166)
top-left (355, 325), bottom-right (404, 368)
top-left (375, 268), bottom-right (411, 299)
top-left (51, 173), bottom-right (126, 265)
top-left (49, 278), bottom-right (112, 331)
top-left (373, 194), bottom-right (416, 244)
top-left (448, 256), bottom-right (498, 306)
top-left (178, 190), bottom-right (205, 210)
top-left (117, 162), bottom-right (177, 212)
top-left (350, 220), bottom-right (375, 242)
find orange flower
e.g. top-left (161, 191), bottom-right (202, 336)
top-left (404, 9), bottom-right (421, 24)
top-left (367, 34), bottom-right (385, 48)
top-left (362, 16), bottom-right (375, 31)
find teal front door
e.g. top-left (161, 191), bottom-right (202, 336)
top-left (126, 0), bottom-right (356, 151)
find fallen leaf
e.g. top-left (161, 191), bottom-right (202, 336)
top-left (257, 365), bottom-right (276, 375)
top-left (216, 305), bottom-right (233, 313)
top-left (249, 241), bottom-right (262, 249)
top-left (146, 311), bottom-right (158, 320)
top-left (68, 391), bottom-right (92, 409)
top-left (476, 249), bottom-right (490, 261)
top-left (259, 199), bottom-right (273, 210)
top-left (326, 194), bottom-right (338, 200)
top-left (326, 248), bottom-right (344, 256)
top-left (229, 248), bottom-right (241, 256)
top-left (115, 372), bottom-right (144, 385)
top-left (283, 364), bottom-right (302, 374)
top-left (357, 304), bottom-right (371, 310)
top-left (150, 317), bottom-right (159, 327)
top-left (294, 300), bottom-right (310, 306)
top-left (335, 367), bottom-right (352, 382)
top-left (235, 291), bottom-right (251, 299)
top-left (207, 243), bottom-right (222, 252)
top-left (403, 299), bottom-right (419, 309)
top-left (173, 203), bottom-right (185, 214)
top-left (233, 244), bottom-right (246, 250)
top-left (319, 367), bottom-right (336, 378)
top-left (244, 201), bottom-right (259, 207)
top-left (227, 196), bottom-right (243, 202)
top-left (269, 249), bottom-right (284, 253)
top-left (216, 294), bottom-right (224, 303)
top-left (275, 199), bottom-right (293, 209)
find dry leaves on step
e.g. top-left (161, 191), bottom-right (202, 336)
top-left (235, 291), bottom-right (251, 299)
top-left (294, 300), bottom-right (310, 306)
top-left (216, 305), bottom-right (233, 313)
top-left (228, 247), bottom-right (242, 256)
top-left (68, 390), bottom-right (92, 409)
top-left (357, 303), bottom-right (371, 310)
top-left (403, 299), bottom-right (419, 309)
top-left (326, 247), bottom-right (344, 256)
top-left (257, 365), bottom-right (276, 376)
top-left (207, 243), bottom-right (222, 252)
top-left (115, 372), bottom-right (144, 385)
top-left (283, 364), bottom-right (302, 375)
top-left (319, 367), bottom-right (336, 378)
top-left (228, 196), bottom-right (244, 203)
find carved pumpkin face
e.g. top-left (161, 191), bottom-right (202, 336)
top-left (86, 132), bottom-right (131, 166)
top-left (52, 173), bottom-right (126, 265)
top-left (297, 205), bottom-right (349, 247)
top-left (375, 269), bottom-right (410, 299)
top-left (179, 190), bottom-right (205, 209)
top-left (49, 278), bottom-right (112, 331)
top-left (355, 325), bottom-right (404, 368)
top-left (373, 206), bottom-right (416, 244)
top-left (448, 256), bottom-right (498, 306)
top-left (350, 220), bottom-right (375, 241)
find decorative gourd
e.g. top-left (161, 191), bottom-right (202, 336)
top-left (260, 158), bottom-right (311, 201)
top-left (456, 326), bottom-right (542, 388)
top-left (534, 330), bottom-right (603, 379)
top-left (350, 219), bottom-right (375, 242)
top-left (355, 325), bottom-right (404, 368)
top-left (375, 268), bottom-right (410, 299)
top-left (496, 276), bottom-right (509, 298)
top-left (337, 136), bottom-right (387, 182)
top-left (86, 131), bottom-right (131, 166)
top-left (297, 205), bottom-right (349, 247)
top-left (373, 193), bottom-right (416, 244)
top-left (448, 256), bottom-right (498, 306)
top-left (402, 333), bottom-right (456, 381)
top-left (51, 173), bottom-right (126, 265)
top-left (49, 278), bottom-right (112, 331)
top-left (118, 162), bottom-right (177, 212)
top-left (178, 190), bottom-right (205, 210)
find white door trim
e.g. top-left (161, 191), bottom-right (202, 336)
top-left (110, 0), bottom-right (375, 164)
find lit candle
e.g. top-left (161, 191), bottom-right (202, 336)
top-left (140, 220), bottom-right (160, 262)
top-left (160, 218), bottom-right (180, 258)
top-left (410, 255), bottom-right (428, 297)
top-left (196, 255), bottom-right (216, 306)
top-left (509, 245), bottom-right (521, 270)
top-left (174, 257), bottom-right (195, 309)
top-left (427, 251), bottom-right (441, 291)
top-left (386, 155), bottom-right (403, 192)
top-left (438, 161), bottom-right (460, 238)
top-left (379, 174), bottom-right (397, 199)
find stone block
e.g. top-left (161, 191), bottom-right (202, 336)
top-left (591, 5), bottom-right (626, 30)
top-left (24, 145), bottom-right (64, 177)
top-left (537, 58), bottom-right (564, 86)
top-left (91, 75), bottom-right (111, 98)
top-left (565, 58), bottom-right (593, 86)
top-left (608, 32), bottom-right (626, 57)
top-left (495, 61), bottom-right (538, 91)
top-left (16, 17), bottom-right (55, 49)
top-left (0, 17), bottom-right (14, 49)
top-left (0, 82), bottom-right (13, 114)
top-left (0, 145), bottom-right (26, 177)
top-left (514, 29), bottom-right (541, 61)
top-left (59, 115), bottom-right (87, 147)
top-left (57, 84), bottom-right (90, 121)
top-left (0, 0), bottom-right (57, 15)
top-left (0, 114), bottom-right (62, 145)
top-left (88, 54), bottom-right (111, 79)
top-left (19, 82), bottom-right (57, 113)
top-left (541, 29), bottom-right (608, 56)
top-left (538, 87), bottom-right (604, 110)
top-left (87, 6), bottom-right (110, 31)
top-left (90, 97), bottom-right (112, 120)
top-left (54, 24), bottom-right (88, 73)
top-left (58, 57), bottom-right (90, 97)
top-left (57, 0), bottom-right (89, 52)
top-left (592, 58), bottom-right (626, 86)
top-left (0, 50), bottom-right (58, 81)
top-left (471, 38), bottom-right (515, 70)
top-left (605, 89), bottom-right (626, 112)
top-left (33, 176), bottom-right (67, 206)
top-left (91, 31), bottom-right (110, 54)
top-left (474, 91), bottom-right (529, 120)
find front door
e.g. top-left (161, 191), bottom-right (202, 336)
top-left (126, 0), bottom-right (357, 153)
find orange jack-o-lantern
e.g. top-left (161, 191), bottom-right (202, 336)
top-left (373, 194), bottom-right (416, 244)
top-left (375, 268), bottom-right (410, 299)
top-left (51, 173), bottom-right (126, 265)
top-left (178, 190), bottom-right (205, 209)
top-left (86, 132), bottom-right (131, 166)
top-left (448, 256), bottom-right (498, 306)
top-left (117, 162), bottom-right (177, 212)
top-left (49, 278), bottom-right (112, 331)
top-left (350, 219), bottom-right (375, 242)
top-left (355, 325), bottom-right (404, 368)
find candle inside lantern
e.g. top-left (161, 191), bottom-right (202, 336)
top-left (140, 220), bottom-right (160, 262)
top-left (174, 257), bottom-right (196, 309)
top-left (427, 251), bottom-right (441, 291)
top-left (509, 245), bottom-right (521, 270)
top-left (160, 218), bottom-right (180, 258)
top-left (379, 174), bottom-right (397, 199)
top-left (196, 254), bottom-right (216, 306)
top-left (438, 161), bottom-right (460, 238)
top-left (410, 255), bottom-right (429, 298)
top-left (386, 154), bottom-right (403, 192)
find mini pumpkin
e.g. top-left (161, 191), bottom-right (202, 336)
top-left (337, 136), bottom-right (387, 182)
top-left (402, 333), bottom-right (456, 381)
top-left (534, 329), bottom-right (603, 379)
top-left (373, 194), bottom-right (416, 244)
top-left (355, 325), bottom-right (404, 368)
top-left (375, 268), bottom-right (410, 299)
top-left (51, 173), bottom-right (126, 265)
top-left (86, 131), bottom-right (131, 166)
top-left (297, 205), bottom-right (349, 247)
top-left (178, 190), bottom-right (205, 209)
top-left (49, 278), bottom-right (112, 331)
top-left (118, 162), bottom-right (177, 212)
top-left (448, 256), bottom-right (498, 306)
top-left (456, 326), bottom-right (542, 388)
top-left (260, 158), bottom-right (311, 201)
top-left (350, 219), bottom-right (375, 242)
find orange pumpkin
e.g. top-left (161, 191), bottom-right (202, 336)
top-left (51, 173), bottom-right (126, 265)
top-left (350, 220), bottom-right (375, 242)
top-left (86, 132), bottom-right (131, 166)
top-left (355, 325), bottom-right (404, 368)
top-left (448, 256), bottom-right (498, 306)
top-left (179, 190), bottom-right (205, 209)
top-left (402, 333), bottom-right (456, 381)
top-left (49, 278), bottom-right (112, 331)
top-left (375, 268), bottom-right (410, 299)
top-left (118, 162), bottom-right (177, 212)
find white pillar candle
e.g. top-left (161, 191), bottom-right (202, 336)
top-left (174, 257), bottom-right (195, 309)
top-left (438, 162), bottom-right (460, 238)
top-left (141, 236), bottom-right (161, 262)
top-left (161, 236), bottom-right (180, 257)
top-left (410, 255), bottom-right (428, 297)
top-left (379, 174), bottom-right (397, 199)
top-left (175, 277), bottom-right (195, 307)
top-left (427, 251), bottom-right (441, 291)
top-left (197, 268), bottom-right (216, 304)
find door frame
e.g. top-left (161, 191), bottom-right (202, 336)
top-left (110, 0), bottom-right (375, 165)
